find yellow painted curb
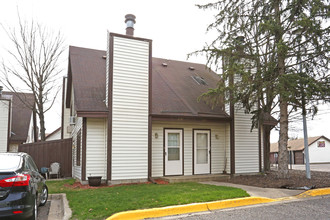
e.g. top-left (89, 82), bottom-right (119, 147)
top-left (207, 197), bottom-right (276, 210)
top-left (107, 188), bottom-right (330, 220)
top-left (296, 187), bottom-right (330, 198)
top-left (107, 197), bottom-right (276, 220)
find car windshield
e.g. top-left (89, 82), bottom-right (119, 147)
top-left (0, 155), bottom-right (21, 171)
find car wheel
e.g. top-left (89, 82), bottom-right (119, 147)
top-left (40, 185), bottom-right (48, 206)
top-left (30, 196), bottom-right (38, 220)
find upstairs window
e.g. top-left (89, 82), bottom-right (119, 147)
top-left (191, 76), bottom-right (207, 85)
top-left (318, 141), bottom-right (325, 148)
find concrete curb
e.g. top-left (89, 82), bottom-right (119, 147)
top-left (48, 193), bottom-right (72, 220)
top-left (296, 188), bottom-right (330, 198)
top-left (107, 187), bottom-right (330, 220)
top-left (107, 197), bottom-right (276, 220)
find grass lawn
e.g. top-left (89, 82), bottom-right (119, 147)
top-left (47, 179), bottom-right (249, 220)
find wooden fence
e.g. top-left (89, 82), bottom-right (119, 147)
top-left (18, 138), bottom-right (72, 178)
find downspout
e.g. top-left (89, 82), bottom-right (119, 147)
top-left (148, 176), bottom-right (157, 184)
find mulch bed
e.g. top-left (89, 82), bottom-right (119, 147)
top-left (64, 178), bottom-right (169, 189)
top-left (223, 169), bottom-right (330, 189)
top-left (63, 170), bottom-right (330, 190)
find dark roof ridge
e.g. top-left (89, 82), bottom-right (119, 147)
top-left (152, 57), bottom-right (206, 66)
top-left (68, 46), bottom-right (215, 72)
top-left (152, 57), bottom-right (219, 76)
top-left (69, 45), bottom-right (106, 53)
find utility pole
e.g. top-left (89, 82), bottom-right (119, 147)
top-left (298, 33), bottom-right (311, 179)
top-left (302, 94), bottom-right (311, 179)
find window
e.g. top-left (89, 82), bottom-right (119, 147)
top-left (191, 75), bottom-right (207, 85)
top-left (196, 133), bottom-right (208, 164)
top-left (318, 141), bottom-right (325, 148)
top-left (27, 157), bottom-right (38, 172)
top-left (167, 133), bottom-right (180, 161)
top-left (0, 155), bottom-right (21, 170)
top-left (24, 156), bottom-right (38, 172)
top-left (76, 130), bottom-right (81, 166)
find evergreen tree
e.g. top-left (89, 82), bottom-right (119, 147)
top-left (195, 0), bottom-right (330, 177)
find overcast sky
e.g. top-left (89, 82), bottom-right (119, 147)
top-left (0, 0), bottom-right (329, 143)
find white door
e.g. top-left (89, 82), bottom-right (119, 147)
top-left (194, 130), bottom-right (210, 174)
top-left (165, 129), bottom-right (183, 176)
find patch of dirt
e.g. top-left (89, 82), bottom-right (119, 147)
top-left (223, 169), bottom-right (330, 189)
top-left (64, 178), bottom-right (169, 189)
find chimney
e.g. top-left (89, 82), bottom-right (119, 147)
top-left (125, 14), bottom-right (136, 36)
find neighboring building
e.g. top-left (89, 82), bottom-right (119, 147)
top-left (0, 88), bottom-right (38, 152)
top-left (45, 127), bottom-right (61, 141)
top-left (270, 136), bottom-right (330, 164)
top-left (62, 15), bottom-right (276, 184)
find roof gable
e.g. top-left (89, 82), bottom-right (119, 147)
top-left (2, 92), bottom-right (34, 142)
top-left (270, 136), bottom-right (330, 152)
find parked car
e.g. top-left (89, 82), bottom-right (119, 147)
top-left (0, 152), bottom-right (48, 219)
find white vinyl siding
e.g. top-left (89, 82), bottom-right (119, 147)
top-left (111, 36), bottom-right (149, 180)
top-left (152, 120), bottom-right (230, 177)
top-left (86, 118), bottom-right (107, 179)
top-left (234, 105), bottom-right (259, 173)
top-left (225, 123), bottom-right (231, 172)
top-left (62, 77), bottom-right (71, 139)
top-left (0, 100), bottom-right (10, 153)
top-left (25, 114), bottom-right (34, 143)
top-left (72, 117), bottom-right (82, 180)
top-left (309, 138), bottom-right (330, 163)
top-left (62, 107), bottom-right (71, 139)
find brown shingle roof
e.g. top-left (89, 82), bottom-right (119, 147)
top-left (68, 46), bottom-right (228, 119)
top-left (68, 46), bottom-right (108, 113)
top-left (152, 58), bottom-right (227, 119)
top-left (270, 136), bottom-right (330, 152)
top-left (2, 91), bottom-right (34, 143)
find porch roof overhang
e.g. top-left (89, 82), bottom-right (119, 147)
top-left (151, 113), bottom-right (231, 122)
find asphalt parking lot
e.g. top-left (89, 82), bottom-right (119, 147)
top-left (38, 201), bottom-right (50, 220)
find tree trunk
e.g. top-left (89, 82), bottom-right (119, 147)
top-left (275, 0), bottom-right (289, 178)
top-left (278, 97), bottom-right (289, 178)
top-left (37, 101), bottom-right (46, 141)
top-left (263, 125), bottom-right (271, 172)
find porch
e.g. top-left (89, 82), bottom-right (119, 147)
top-left (160, 174), bottom-right (230, 183)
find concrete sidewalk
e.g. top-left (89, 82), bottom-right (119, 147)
top-left (107, 182), bottom-right (330, 220)
top-left (47, 194), bottom-right (72, 220)
top-left (201, 181), bottom-right (304, 199)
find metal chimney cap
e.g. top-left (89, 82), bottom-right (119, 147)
top-left (125, 14), bottom-right (136, 24)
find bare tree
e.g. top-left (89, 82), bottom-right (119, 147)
top-left (1, 15), bottom-right (65, 141)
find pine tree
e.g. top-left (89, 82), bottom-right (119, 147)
top-left (195, 0), bottom-right (330, 177)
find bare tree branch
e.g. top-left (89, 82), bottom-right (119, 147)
top-left (0, 14), bottom-right (65, 141)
